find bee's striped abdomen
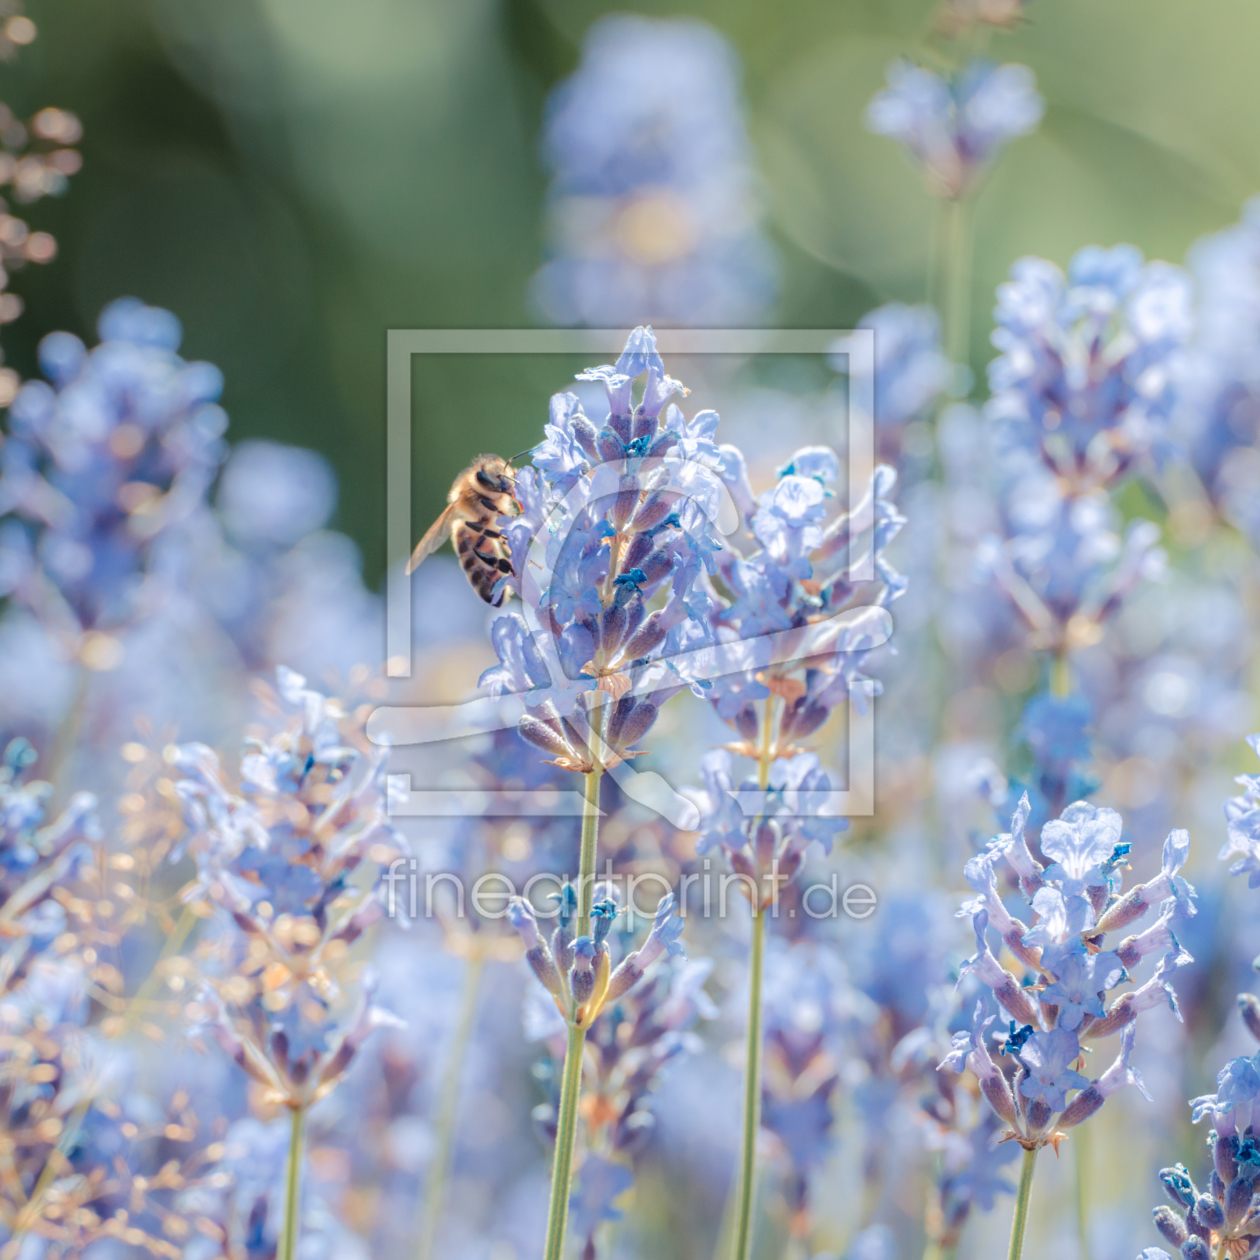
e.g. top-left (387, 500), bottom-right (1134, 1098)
top-left (453, 519), bottom-right (515, 606)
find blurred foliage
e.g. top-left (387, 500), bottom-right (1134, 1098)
top-left (6, 0), bottom-right (1260, 586)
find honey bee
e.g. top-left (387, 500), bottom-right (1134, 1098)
top-left (405, 454), bottom-right (521, 606)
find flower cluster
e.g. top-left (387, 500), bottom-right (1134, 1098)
top-left (531, 15), bottom-right (777, 327)
top-left (758, 941), bottom-right (862, 1236)
top-left (977, 246), bottom-right (1190, 659)
top-left (509, 885), bottom-right (685, 1032)
top-left (174, 668), bottom-right (405, 1109)
top-left (482, 327), bottom-right (727, 779)
top-left (1142, 997), bottom-right (1260, 1260)
top-left (0, 299), bottom-right (228, 657)
top-left (865, 58), bottom-right (1043, 200)
top-left (680, 444), bottom-right (904, 898)
top-left (704, 450), bottom-right (904, 754)
top-left (950, 796), bottom-right (1194, 1148)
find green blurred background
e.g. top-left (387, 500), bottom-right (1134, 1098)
top-left (6, 0), bottom-right (1260, 586)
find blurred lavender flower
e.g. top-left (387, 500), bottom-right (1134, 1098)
top-left (532, 15), bottom-right (778, 326)
top-left (0, 961), bottom-right (222, 1257)
top-left (681, 451), bottom-right (904, 902)
top-left (912, 991), bottom-right (1020, 1251)
top-left (0, 736), bottom-right (97, 996)
top-left (860, 303), bottom-right (952, 430)
top-left (989, 245), bottom-right (1193, 482)
top-left (1004, 689), bottom-right (1098, 835)
top-left (1174, 198), bottom-right (1260, 546)
top-left (972, 246), bottom-right (1191, 664)
top-left (1143, 1002), bottom-right (1260, 1260)
top-left (951, 795), bottom-right (1194, 1147)
top-left (174, 667), bottom-right (405, 1108)
top-left (190, 1114), bottom-right (367, 1260)
top-left (0, 299), bottom-right (227, 666)
top-left (198, 438), bottom-right (384, 679)
top-left (831, 304), bottom-right (951, 465)
top-left (865, 59), bottom-right (1043, 200)
top-left (692, 749), bottom-right (846, 907)
top-left (1224, 734), bottom-right (1260, 891)
top-left (758, 941), bottom-right (867, 1238)
top-left (702, 452), bottom-right (904, 763)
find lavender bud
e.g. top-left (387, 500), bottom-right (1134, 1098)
top-left (622, 530), bottom-right (654, 571)
top-left (552, 884), bottom-right (578, 975)
top-left (508, 899), bottom-right (563, 997)
top-left (621, 612), bottom-right (667, 661)
top-left (1057, 1084), bottom-right (1103, 1129)
top-left (1179, 1239), bottom-right (1210, 1260)
top-left (571, 937), bottom-right (596, 1005)
top-left (607, 699), bottom-right (657, 752)
top-left (1210, 1169), bottom-right (1226, 1203)
top-left (1024, 1097), bottom-right (1053, 1133)
top-left (597, 427), bottom-right (623, 462)
top-left (612, 475), bottom-right (638, 530)
top-left (734, 704), bottom-right (759, 743)
top-left (1161, 1165), bottom-right (1198, 1210)
top-left (1093, 886), bottom-right (1149, 934)
top-left (599, 602), bottom-right (628, 658)
top-left (604, 953), bottom-right (645, 1004)
top-left (754, 820), bottom-right (778, 867)
top-left (1152, 1205), bottom-right (1187, 1247)
top-left (1240, 992), bottom-right (1260, 1045)
top-left (572, 415), bottom-right (600, 460)
top-left (519, 714), bottom-right (574, 760)
top-left (782, 699), bottom-right (830, 741)
top-left (631, 492), bottom-right (673, 532)
top-left (638, 548), bottom-right (675, 586)
top-left (980, 1072), bottom-right (1019, 1125)
top-left (1226, 1174), bottom-right (1254, 1227)
top-left (590, 899), bottom-right (619, 948)
top-left (1194, 1193), bottom-right (1224, 1232)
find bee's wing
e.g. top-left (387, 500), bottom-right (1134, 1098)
top-left (405, 506), bottom-right (455, 575)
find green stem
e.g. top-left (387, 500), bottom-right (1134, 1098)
top-left (279, 1105), bottom-right (305, 1260)
top-left (576, 761), bottom-right (603, 928)
top-left (733, 908), bottom-right (767, 1260)
top-left (1074, 1122), bottom-right (1090, 1260)
top-left (417, 949), bottom-right (485, 1260)
top-left (544, 1021), bottom-right (588, 1260)
top-left (1051, 651), bottom-right (1071, 698)
top-left (541, 762), bottom-right (603, 1260)
top-left (1006, 1146), bottom-right (1038, 1260)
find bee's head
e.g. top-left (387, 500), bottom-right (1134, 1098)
top-left (475, 455), bottom-right (517, 495)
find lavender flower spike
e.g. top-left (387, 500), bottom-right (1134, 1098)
top-left (957, 798), bottom-right (1195, 1147)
